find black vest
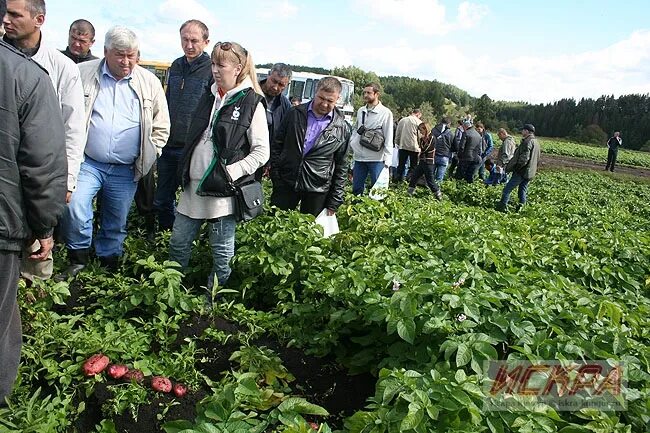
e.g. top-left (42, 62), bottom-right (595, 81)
top-left (181, 87), bottom-right (263, 197)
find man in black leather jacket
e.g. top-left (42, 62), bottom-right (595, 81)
top-left (270, 77), bottom-right (351, 216)
top-left (0, 0), bottom-right (67, 399)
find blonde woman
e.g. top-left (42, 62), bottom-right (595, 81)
top-left (170, 42), bottom-right (269, 288)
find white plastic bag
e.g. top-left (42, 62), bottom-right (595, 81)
top-left (369, 166), bottom-right (390, 200)
top-left (315, 209), bottom-right (339, 238)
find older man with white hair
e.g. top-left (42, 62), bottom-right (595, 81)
top-left (60, 26), bottom-right (170, 276)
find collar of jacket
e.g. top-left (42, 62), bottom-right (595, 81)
top-left (296, 101), bottom-right (342, 122)
top-left (184, 52), bottom-right (210, 72)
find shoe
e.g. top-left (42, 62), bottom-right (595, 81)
top-left (54, 264), bottom-right (86, 281)
top-left (407, 187), bottom-right (415, 196)
top-left (98, 255), bottom-right (120, 271)
top-left (515, 203), bottom-right (525, 212)
top-left (434, 191), bottom-right (442, 201)
top-left (496, 202), bottom-right (507, 213)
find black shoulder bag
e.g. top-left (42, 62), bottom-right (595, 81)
top-left (357, 110), bottom-right (385, 152)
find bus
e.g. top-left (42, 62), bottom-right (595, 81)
top-left (257, 69), bottom-right (355, 121)
top-left (139, 60), bottom-right (172, 89)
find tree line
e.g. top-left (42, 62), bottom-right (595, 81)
top-left (258, 63), bottom-right (649, 150)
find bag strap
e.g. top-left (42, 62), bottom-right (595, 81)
top-left (361, 110), bottom-right (366, 126)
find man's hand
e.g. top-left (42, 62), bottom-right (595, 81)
top-left (28, 236), bottom-right (54, 261)
top-left (66, 191), bottom-right (72, 203)
top-left (326, 209), bottom-right (336, 216)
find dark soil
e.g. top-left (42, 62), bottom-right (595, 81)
top-left (540, 154), bottom-right (650, 179)
top-left (73, 312), bottom-right (376, 432)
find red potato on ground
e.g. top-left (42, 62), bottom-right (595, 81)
top-left (82, 354), bottom-right (110, 376)
top-left (122, 369), bottom-right (144, 383)
top-left (106, 364), bottom-right (129, 379)
top-left (172, 383), bottom-right (188, 398)
top-left (151, 376), bottom-right (172, 393)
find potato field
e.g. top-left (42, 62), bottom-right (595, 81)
top-left (0, 155), bottom-right (649, 432)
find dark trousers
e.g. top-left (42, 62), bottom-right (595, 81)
top-left (605, 148), bottom-right (618, 172)
top-left (409, 161), bottom-right (440, 193)
top-left (457, 160), bottom-right (481, 183)
top-left (447, 153), bottom-right (459, 178)
top-left (153, 146), bottom-right (184, 230)
top-left (135, 166), bottom-right (156, 231)
top-left (0, 251), bottom-right (22, 402)
top-left (270, 180), bottom-right (328, 217)
top-left (395, 149), bottom-right (419, 182)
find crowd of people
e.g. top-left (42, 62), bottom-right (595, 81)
top-left (3, 0), bottom-right (624, 403)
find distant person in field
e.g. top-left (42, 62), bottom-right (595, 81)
top-left (496, 128), bottom-right (516, 174)
top-left (290, 96), bottom-right (301, 106)
top-left (61, 19), bottom-right (97, 63)
top-left (349, 82), bottom-right (394, 195)
top-left (407, 123), bottom-right (442, 200)
top-left (431, 116), bottom-right (453, 182)
top-left (482, 158), bottom-right (505, 186)
top-left (475, 122), bottom-right (494, 180)
top-left (394, 108), bottom-right (423, 182)
top-left (270, 76), bottom-right (351, 216)
top-left (259, 63), bottom-right (292, 140)
top-left (153, 19), bottom-right (212, 232)
top-left (447, 118), bottom-right (464, 178)
top-left (605, 131), bottom-right (623, 172)
top-left (455, 117), bottom-right (482, 183)
top-left (497, 124), bottom-right (541, 212)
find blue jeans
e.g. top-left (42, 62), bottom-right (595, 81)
top-left (169, 213), bottom-right (236, 288)
top-left (352, 161), bottom-right (384, 195)
top-left (433, 155), bottom-right (449, 182)
top-left (61, 157), bottom-right (138, 258)
top-left (153, 146), bottom-right (184, 230)
top-left (500, 173), bottom-right (530, 207)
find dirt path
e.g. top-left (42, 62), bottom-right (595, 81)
top-left (539, 154), bottom-right (650, 179)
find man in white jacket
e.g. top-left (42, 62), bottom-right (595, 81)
top-left (3, 0), bottom-right (86, 281)
top-left (349, 83), bottom-right (394, 195)
top-left (60, 26), bottom-right (170, 276)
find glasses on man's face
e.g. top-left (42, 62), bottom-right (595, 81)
top-left (216, 42), bottom-right (246, 65)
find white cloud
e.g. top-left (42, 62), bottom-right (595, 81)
top-left (353, 0), bottom-right (488, 35)
top-left (256, 0), bottom-right (299, 21)
top-left (157, 0), bottom-right (218, 28)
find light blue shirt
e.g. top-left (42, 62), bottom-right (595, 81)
top-left (85, 62), bottom-right (141, 164)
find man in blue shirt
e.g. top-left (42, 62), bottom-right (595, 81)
top-left (60, 26), bottom-right (170, 276)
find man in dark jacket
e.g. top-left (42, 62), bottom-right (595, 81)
top-left (260, 63), bottom-right (292, 140)
top-left (153, 19), bottom-right (212, 231)
top-left (605, 131), bottom-right (622, 172)
top-left (61, 19), bottom-right (98, 63)
top-left (455, 118), bottom-right (483, 183)
top-left (431, 117), bottom-right (453, 182)
top-left (497, 123), bottom-right (541, 212)
top-left (270, 77), bottom-right (351, 216)
top-left (0, 8), bottom-right (67, 400)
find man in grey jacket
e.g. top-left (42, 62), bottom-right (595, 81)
top-left (0, 0), bottom-right (67, 399)
top-left (60, 26), bottom-right (169, 276)
top-left (497, 124), bottom-right (541, 212)
top-left (350, 83), bottom-right (394, 195)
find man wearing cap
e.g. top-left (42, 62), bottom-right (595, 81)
top-left (497, 124), bottom-right (540, 212)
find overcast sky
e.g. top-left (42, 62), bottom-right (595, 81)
top-left (45, 0), bottom-right (650, 104)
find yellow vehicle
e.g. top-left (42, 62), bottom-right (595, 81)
top-left (139, 60), bottom-right (171, 89)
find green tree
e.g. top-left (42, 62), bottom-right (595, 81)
top-left (474, 94), bottom-right (496, 127)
